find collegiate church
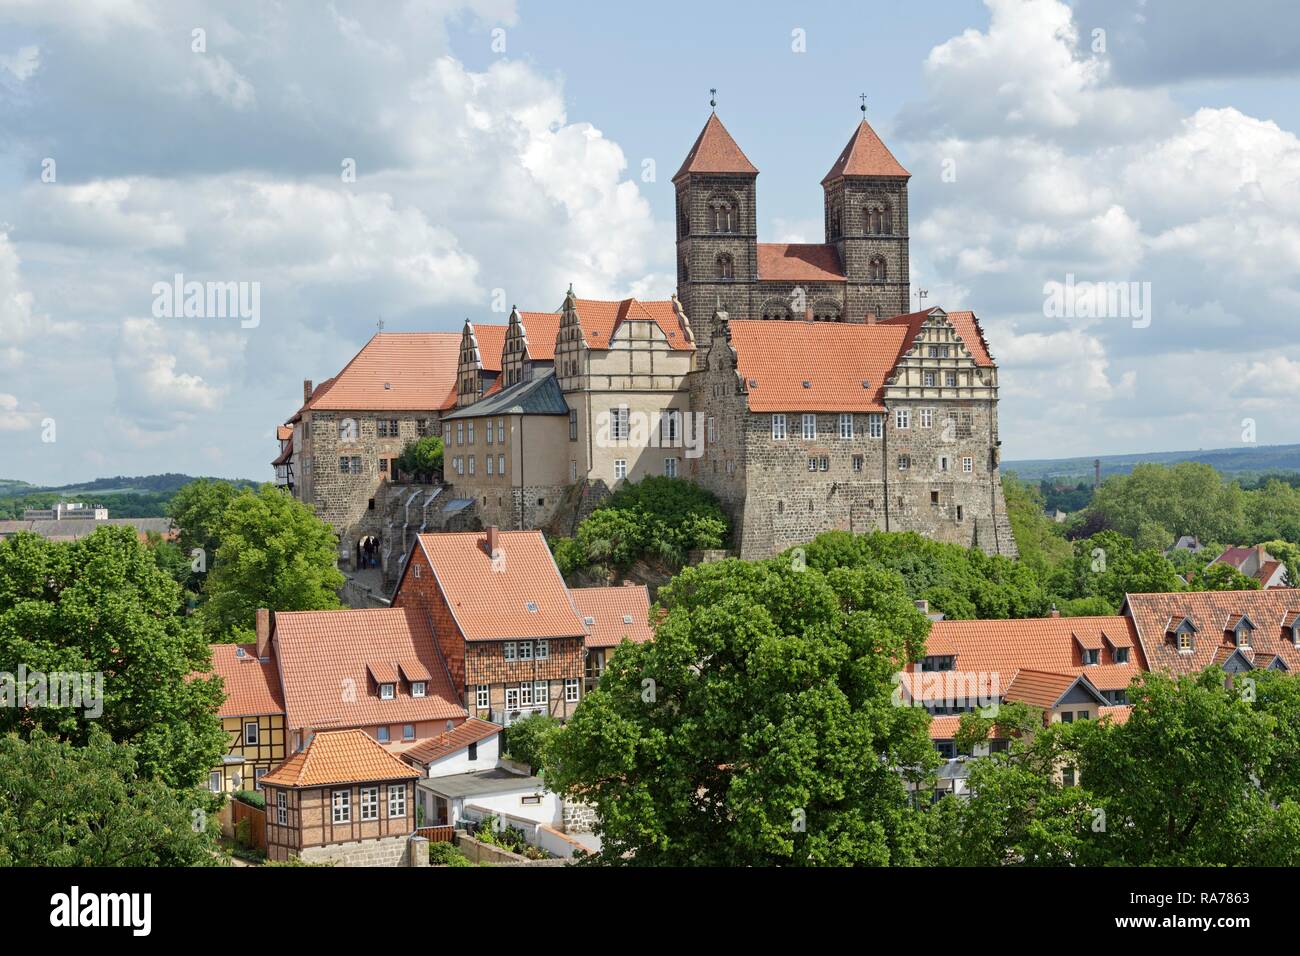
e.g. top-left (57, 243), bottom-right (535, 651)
top-left (275, 110), bottom-right (1016, 571)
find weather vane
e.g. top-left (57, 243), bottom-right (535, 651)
top-left (376, 316), bottom-right (384, 331)
top-left (710, 88), bottom-right (717, 110)
top-left (860, 93), bottom-right (867, 116)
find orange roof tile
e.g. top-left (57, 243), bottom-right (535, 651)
top-left (206, 643), bottom-right (285, 718)
top-left (276, 425), bottom-right (293, 441)
top-left (571, 585), bottom-right (655, 648)
top-left (927, 714), bottom-right (963, 740)
top-left (1097, 705), bottom-right (1131, 725)
top-left (413, 530), bottom-right (586, 642)
top-left (1004, 669), bottom-right (1101, 709)
top-left (306, 332), bottom-right (463, 412)
top-left (260, 730), bottom-right (419, 789)
top-left (516, 312), bottom-right (562, 361)
top-left (755, 243), bottom-right (845, 283)
top-left (821, 119), bottom-right (910, 183)
top-left (877, 308), bottom-right (995, 367)
top-left (728, 319), bottom-right (911, 412)
top-left (402, 717), bottom-right (502, 766)
top-left (571, 297), bottom-right (693, 351)
top-left (673, 113), bottom-right (758, 181)
top-left (465, 323), bottom-right (508, 373)
top-left (1124, 589), bottom-right (1300, 677)
top-left (273, 606), bottom-right (465, 732)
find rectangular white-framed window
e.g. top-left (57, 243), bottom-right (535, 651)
top-left (962, 456), bottom-right (973, 473)
top-left (486, 420), bottom-right (494, 445)
top-left (360, 786), bottom-right (379, 821)
top-left (707, 416), bottom-right (717, 443)
top-left (209, 771), bottom-right (223, 793)
top-left (506, 686), bottom-right (520, 710)
top-left (468, 422), bottom-right (475, 444)
top-left (923, 371), bottom-right (935, 387)
top-left (411, 680), bottom-right (426, 698)
top-left (611, 406), bottom-right (630, 441)
top-left (920, 408), bottom-right (933, 429)
top-left (444, 423), bottom-right (452, 443)
top-left (519, 682), bottom-right (534, 707)
top-left (664, 457), bottom-right (678, 477)
top-left (456, 422), bottom-right (464, 445)
top-left (852, 454), bottom-right (864, 472)
top-left (497, 418), bottom-right (505, 443)
top-left (332, 789), bottom-right (351, 824)
top-left (244, 721), bottom-right (259, 746)
top-left (380, 682), bottom-right (395, 700)
top-left (896, 408), bottom-right (911, 429)
top-left (376, 726), bottom-right (390, 742)
top-left (275, 790), bottom-right (287, 824)
top-left (388, 784), bottom-right (407, 819)
top-left (468, 455), bottom-right (476, 476)
top-left (254, 767), bottom-right (267, 790)
top-left (614, 459), bottom-right (628, 480)
top-left (536, 640), bottom-right (549, 659)
top-left (945, 371), bottom-right (957, 387)
top-left (838, 413), bottom-right (853, 439)
top-left (519, 640), bottom-right (534, 661)
top-left (565, 677), bottom-right (580, 703)
top-left (868, 413), bottom-right (883, 439)
top-left (808, 457), bottom-right (817, 473)
top-left (498, 453), bottom-right (505, 474)
top-left (801, 414), bottom-right (816, 440)
top-left (534, 680), bottom-right (548, 706)
top-left (660, 410), bottom-right (680, 445)
top-left (503, 641), bottom-right (516, 661)
top-left (898, 455), bottom-right (911, 471)
top-left (486, 455), bottom-right (495, 475)
top-left (771, 414), bottom-right (787, 440)
top-left (477, 684), bottom-right (490, 709)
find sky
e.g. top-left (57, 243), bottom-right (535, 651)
top-left (1, 0), bottom-right (1299, 484)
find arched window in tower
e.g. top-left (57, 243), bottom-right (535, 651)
top-left (716, 253), bottom-right (735, 280)
top-left (881, 202), bottom-right (892, 235)
top-left (865, 206), bottom-right (885, 235)
top-left (830, 206), bottom-right (842, 239)
top-left (869, 256), bottom-right (887, 282)
top-left (713, 202), bottom-right (735, 233)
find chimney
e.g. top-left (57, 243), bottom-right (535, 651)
top-left (805, 306), bottom-right (814, 322)
top-left (1050, 604), bottom-right (1060, 618)
top-left (486, 526), bottom-right (501, 559)
top-left (303, 379), bottom-right (314, 402)
top-left (865, 306), bottom-right (879, 325)
top-left (914, 599), bottom-right (929, 614)
top-left (255, 608), bottom-right (272, 660)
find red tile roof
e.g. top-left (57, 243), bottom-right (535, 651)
top-left (273, 606), bottom-right (465, 732)
top-left (821, 119), bottom-right (910, 183)
top-left (465, 322), bottom-right (508, 373)
top-left (673, 113), bottom-right (758, 181)
top-left (515, 312), bottom-right (562, 361)
top-left (402, 717), bottom-right (502, 766)
top-left (877, 308), bottom-right (995, 367)
top-left (1097, 705), bottom-right (1132, 725)
top-left (414, 530), bottom-right (586, 642)
top-left (571, 585), bottom-right (655, 648)
top-left (571, 297), bottom-right (693, 351)
top-left (305, 332), bottom-right (463, 412)
top-left (1003, 669), bottom-right (1099, 709)
top-left (1125, 589), bottom-right (1300, 676)
top-left (276, 425), bottom-right (293, 441)
top-left (206, 643), bottom-right (285, 718)
top-left (755, 243), bottom-right (845, 283)
top-left (260, 730), bottom-right (419, 789)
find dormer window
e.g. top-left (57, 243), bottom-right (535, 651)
top-left (1236, 627), bottom-right (1251, 648)
top-left (1178, 631), bottom-right (1193, 653)
top-left (380, 683), bottom-right (395, 700)
top-left (1082, 648), bottom-right (1100, 666)
top-left (411, 681), bottom-right (427, 698)
top-left (1113, 647), bottom-right (1130, 664)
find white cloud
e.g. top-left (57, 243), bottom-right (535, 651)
top-left (0, 392), bottom-right (40, 431)
top-left (0, 44), bottom-right (39, 81)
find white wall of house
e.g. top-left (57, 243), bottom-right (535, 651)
top-left (424, 734), bottom-right (500, 778)
top-left (460, 788), bottom-right (561, 827)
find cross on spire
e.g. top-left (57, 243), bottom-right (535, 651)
top-left (859, 93), bottom-right (867, 116)
top-left (709, 88), bottom-right (717, 110)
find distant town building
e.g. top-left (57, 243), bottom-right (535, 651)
top-left (21, 502), bottom-right (108, 521)
top-left (1210, 544), bottom-right (1289, 588)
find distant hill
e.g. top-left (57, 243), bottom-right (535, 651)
top-left (1004, 444), bottom-right (1300, 482)
top-left (0, 474), bottom-right (260, 520)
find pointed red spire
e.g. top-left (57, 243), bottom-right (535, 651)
top-left (821, 119), bottom-right (909, 183)
top-left (673, 113), bottom-right (758, 182)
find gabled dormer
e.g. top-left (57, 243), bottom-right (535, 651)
top-left (1225, 613), bottom-right (1257, 648)
top-left (1166, 615), bottom-right (1198, 654)
top-left (1073, 631), bottom-right (1104, 666)
top-left (1283, 610), bottom-right (1300, 647)
top-left (1101, 629), bottom-right (1133, 665)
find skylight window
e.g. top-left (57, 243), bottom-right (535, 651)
top-left (526, 601), bottom-right (538, 612)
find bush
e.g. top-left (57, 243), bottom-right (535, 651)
top-left (232, 789), bottom-right (265, 810)
top-left (503, 714), bottom-right (561, 773)
top-left (428, 841), bottom-right (472, 866)
top-left (395, 436), bottom-right (444, 483)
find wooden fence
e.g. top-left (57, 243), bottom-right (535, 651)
top-left (415, 825), bottom-right (455, 844)
top-left (231, 800), bottom-right (267, 851)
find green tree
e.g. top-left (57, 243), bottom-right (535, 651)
top-left (0, 728), bottom-right (221, 866)
top-left (395, 436), bottom-right (444, 483)
top-left (168, 478), bottom-right (240, 593)
top-left (544, 557), bottom-right (938, 866)
top-left (1186, 561), bottom-right (1260, 591)
top-left (0, 527), bottom-right (226, 787)
top-left (503, 713), bottom-right (562, 774)
top-left (1002, 475), bottom-right (1072, 576)
top-left (1051, 530), bottom-right (1185, 611)
top-left (198, 485), bottom-right (344, 640)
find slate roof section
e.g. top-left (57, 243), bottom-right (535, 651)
top-left (821, 119), bottom-right (910, 183)
top-left (570, 585), bottom-right (655, 648)
top-left (413, 530), bottom-right (587, 642)
top-left (402, 717), bottom-right (502, 767)
top-left (206, 643), bottom-right (285, 718)
top-left (260, 730), bottom-right (420, 789)
top-left (273, 606), bottom-right (465, 732)
top-left (441, 370), bottom-right (569, 420)
top-left (673, 113), bottom-right (758, 181)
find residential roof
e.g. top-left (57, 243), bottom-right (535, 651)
top-left (515, 311), bottom-right (562, 361)
top-left (1124, 589), bottom-right (1300, 677)
top-left (755, 243), bottom-right (846, 283)
top-left (728, 319), bottom-right (911, 413)
top-left (207, 643), bottom-right (285, 718)
top-left (416, 767), bottom-right (545, 799)
top-left (403, 717), bottom-right (502, 766)
top-left (821, 119), bottom-right (910, 183)
top-left (571, 297), bottom-right (693, 351)
top-left (441, 369), bottom-right (569, 420)
top-left (673, 112), bottom-right (758, 181)
top-left (411, 530), bottom-right (587, 642)
top-left (877, 308), bottom-right (995, 367)
top-left (303, 332), bottom-right (463, 412)
top-left (260, 730), bottom-right (419, 789)
top-left (571, 585), bottom-right (654, 648)
top-left (1003, 669), bottom-right (1104, 709)
top-left (272, 606), bottom-right (465, 732)
top-left (0, 517), bottom-right (176, 542)
top-left (1097, 705), bottom-right (1132, 725)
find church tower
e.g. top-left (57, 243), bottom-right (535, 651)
top-left (822, 118), bottom-right (911, 320)
top-left (673, 112), bottom-right (759, 346)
